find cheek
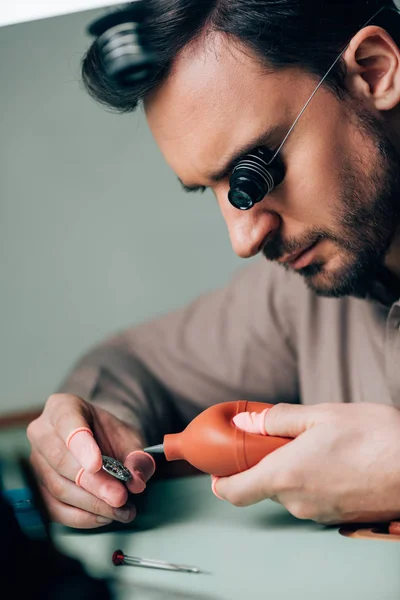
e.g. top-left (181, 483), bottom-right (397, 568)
top-left (280, 143), bottom-right (345, 225)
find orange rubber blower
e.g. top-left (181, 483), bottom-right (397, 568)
top-left (143, 400), bottom-right (292, 477)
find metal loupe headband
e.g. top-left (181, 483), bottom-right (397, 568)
top-left (87, 1), bottom-right (154, 84)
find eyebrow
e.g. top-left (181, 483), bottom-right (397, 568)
top-left (178, 126), bottom-right (280, 193)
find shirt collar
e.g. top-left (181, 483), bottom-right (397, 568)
top-left (366, 267), bottom-right (400, 307)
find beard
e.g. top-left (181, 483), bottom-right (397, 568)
top-left (263, 103), bottom-right (400, 299)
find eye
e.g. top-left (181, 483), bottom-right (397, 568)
top-left (184, 185), bottom-right (206, 193)
top-left (179, 182), bottom-right (207, 194)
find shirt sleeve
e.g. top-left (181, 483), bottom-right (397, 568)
top-left (57, 258), bottom-right (299, 445)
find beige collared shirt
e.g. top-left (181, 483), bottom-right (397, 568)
top-left (58, 258), bottom-right (400, 445)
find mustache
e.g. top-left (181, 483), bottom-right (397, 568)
top-left (262, 231), bottom-right (326, 261)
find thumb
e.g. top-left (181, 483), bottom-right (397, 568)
top-left (107, 419), bottom-right (156, 493)
top-left (125, 451), bottom-right (156, 494)
top-left (233, 403), bottom-right (315, 438)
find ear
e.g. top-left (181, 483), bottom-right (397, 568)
top-left (343, 25), bottom-right (400, 111)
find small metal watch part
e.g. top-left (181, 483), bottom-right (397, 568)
top-left (102, 455), bottom-right (132, 482)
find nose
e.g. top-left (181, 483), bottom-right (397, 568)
top-left (217, 190), bottom-right (281, 258)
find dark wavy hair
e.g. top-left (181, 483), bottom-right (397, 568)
top-left (81, 0), bottom-right (399, 113)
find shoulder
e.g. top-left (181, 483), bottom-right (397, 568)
top-left (233, 258), bottom-right (355, 330)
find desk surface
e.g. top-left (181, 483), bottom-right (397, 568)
top-left (53, 474), bottom-right (400, 600)
top-left (1, 426), bottom-right (400, 600)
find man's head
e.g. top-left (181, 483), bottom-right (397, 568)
top-left (82, 0), bottom-right (400, 298)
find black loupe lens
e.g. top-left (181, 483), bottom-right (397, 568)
top-left (228, 177), bottom-right (267, 210)
top-left (228, 148), bottom-right (285, 211)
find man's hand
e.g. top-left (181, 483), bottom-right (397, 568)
top-left (212, 403), bottom-right (400, 525)
top-left (27, 394), bottom-right (155, 529)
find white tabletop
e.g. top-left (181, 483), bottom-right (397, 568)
top-left (1, 426), bottom-right (400, 599)
top-left (53, 474), bottom-right (400, 600)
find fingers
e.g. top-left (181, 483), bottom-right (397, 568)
top-left (65, 426), bottom-right (101, 473)
top-left (125, 451), bottom-right (156, 494)
top-left (38, 480), bottom-right (136, 529)
top-left (32, 428), bottom-right (129, 507)
top-left (39, 482), bottom-right (112, 528)
top-left (31, 452), bottom-right (136, 528)
top-left (93, 416), bottom-right (157, 492)
top-left (265, 404), bottom-right (317, 438)
top-left (232, 408), bottom-right (270, 435)
top-left (233, 403), bottom-right (322, 439)
top-left (211, 456), bottom-right (279, 507)
top-left (210, 439), bottom-right (297, 506)
top-left (44, 394), bottom-right (103, 473)
top-left (211, 476), bottom-right (224, 500)
top-left (27, 394), bottom-right (156, 530)
top-left (389, 521), bottom-right (400, 535)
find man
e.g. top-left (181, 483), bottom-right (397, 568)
top-left (27, 0), bottom-right (400, 529)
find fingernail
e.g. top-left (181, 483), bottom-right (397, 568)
top-left (125, 471), bottom-right (146, 495)
top-left (134, 470), bottom-right (145, 483)
top-left (96, 516), bottom-right (112, 524)
top-left (389, 521), bottom-right (400, 535)
top-left (211, 475), bottom-right (224, 501)
top-left (114, 507), bottom-right (136, 522)
top-left (100, 488), bottom-right (122, 505)
top-left (133, 470), bottom-right (146, 490)
top-left (233, 409), bottom-right (269, 435)
top-left (125, 451), bottom-right (156, 481)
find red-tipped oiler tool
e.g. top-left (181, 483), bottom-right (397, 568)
top-left (112, 549), bottom-right (200, 573)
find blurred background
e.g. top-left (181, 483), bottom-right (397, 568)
top-left (0, 3), bottom-right (246, 419)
